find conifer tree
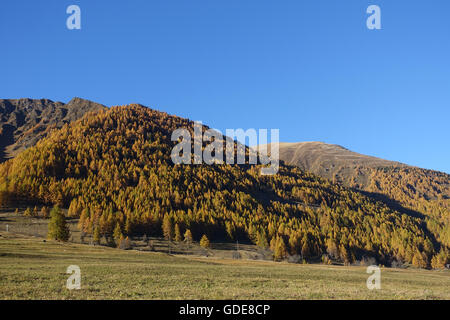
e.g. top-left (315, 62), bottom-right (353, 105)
top-left (273, 236), bottom-right (287, 261)
top-left (301, 238), bottom-right (312, 259)
top-left (174, 224), bottom-right (182, 242)
top-left (162, 215), bottom-right (174, 241)
top-left (118, 235), bottom-right (131, 250)
top-left (269, 236), bottom-right (277, 252)
top-left (288, 233), bottom-right (300, 255)
top-left (184, 229), bottom-right (193, 244)
top-left (326, 238), bottom-right (339, 259)
top-left (256, 231), bottom-right (269, 248)
top-left (47, 206), bottom-right (70, 241)
top-left (24, 207), bottom-right (32, 217)
top-left (431, 249), bottom-right (449, 269)
top-left (40, 206), bottom-right (50, 219)
top-left (200, 234), bottom-right (210, 248)
top-left (113, 222), bottom-right (122, 247)
top-left (93, 226), bottom-right (101, 245)
top-left (125, 217), bottom-right (133, 235)
top-left (412, 251), bottom-right (428, 268)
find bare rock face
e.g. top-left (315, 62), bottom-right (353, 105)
top-left (0, 97), bottom-right (106, 162)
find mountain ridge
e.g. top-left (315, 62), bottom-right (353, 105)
top-left (0, 97), bottom-right (106, 162)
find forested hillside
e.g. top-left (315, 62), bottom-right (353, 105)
top-left (0, 104), bottom-right (448, 268)
top-left (367, 167), bottom-right (450, 248)
top-left (274, 142), bottom-right (450, 252)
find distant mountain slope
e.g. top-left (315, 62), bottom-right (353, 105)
top-left (0, 97), bottom-right (106, 162)
top-left (270, 141), bottom-right (450, 248)
top-left (0, 104), bottom-right (448, 268)
top-left (276, 142), bottom-right (406, 187)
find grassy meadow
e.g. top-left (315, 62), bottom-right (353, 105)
top-left (0, 231), bottom-right (449, 300)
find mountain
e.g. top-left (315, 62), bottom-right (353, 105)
top-left (0, 97), bottom-right (106, 162)
top-left (0, 103), bottom-right (448, 268)
top-left (275, 142), bottom-right (406, 187)
top-left (268, 141), bottom-right (450, 250)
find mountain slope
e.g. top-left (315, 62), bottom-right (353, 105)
top-left (0, 104), bottom-right (448, 268)
top-left (270, 141), bottom-right (450, 249)
top-left (276, 142), bottom-right (406, 187)
top-left (0, 97), bottom-right (106, 162)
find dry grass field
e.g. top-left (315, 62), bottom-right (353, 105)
top-left (1, 230), bottom-right (449, 300)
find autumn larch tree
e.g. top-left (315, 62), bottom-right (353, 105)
top-left (200, 234), bottom-right (210, 248)
top-left (162, 215), bottom-right (174, 241)
top-left (184, 229), bottom-right (193, 244)
top-left (113, 222), bottom-right (123, 247)
top-left (273, 236), bottom-right (287, 261)
top-left (93, 226), bottom-right (101, 245)
top-left (24, 207), bottom-right (32, 217)
top-left (40, 206), bottom-right (50, 219)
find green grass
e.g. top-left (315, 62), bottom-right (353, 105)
top-left (0, 232), bottom-right (449, 300)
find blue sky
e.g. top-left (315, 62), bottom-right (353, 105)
top-left (0, 0), bottom-right (449, 173)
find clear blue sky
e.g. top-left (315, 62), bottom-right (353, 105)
top-left (1, 0), bottom-right (449, 173)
